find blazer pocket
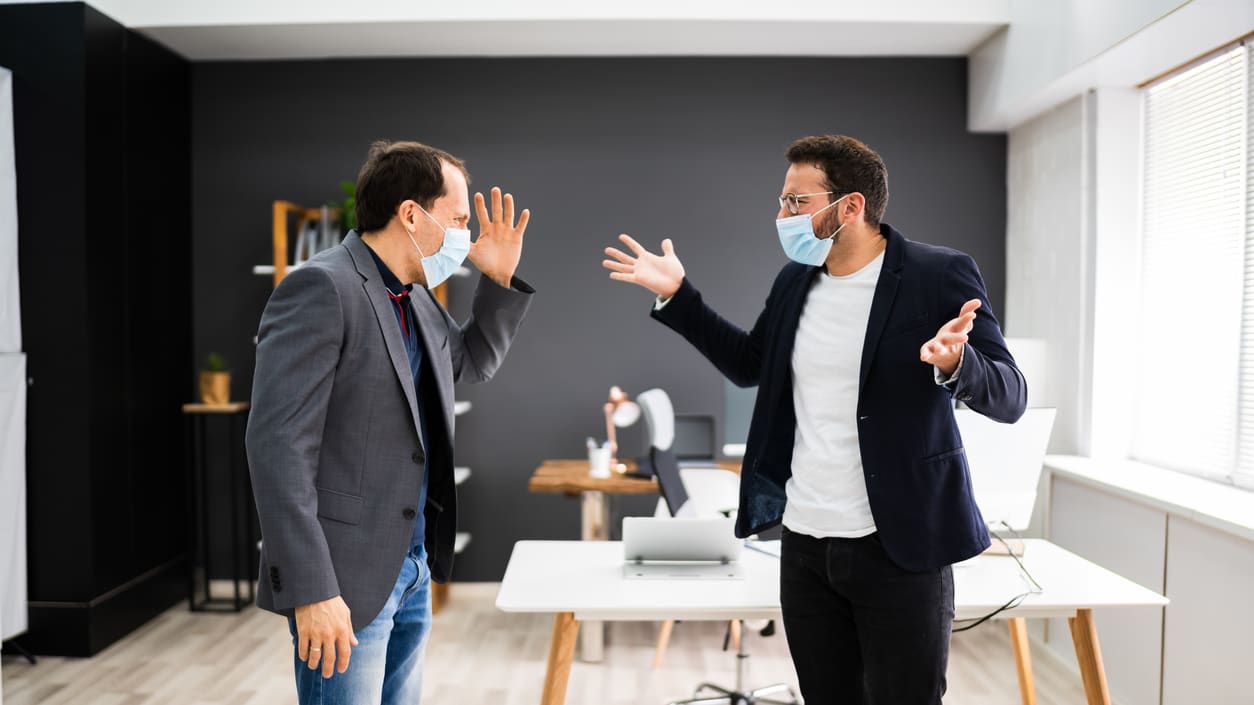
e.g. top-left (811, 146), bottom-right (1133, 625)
top-left (920, 447), bottom-right (965, 464)
top-left (316, 487), bottom-right (364, 525)
top-left (883, 311), bottom-right (931, 340)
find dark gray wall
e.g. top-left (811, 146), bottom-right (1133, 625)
top-left (192, 57), bottom-right (1006, 581)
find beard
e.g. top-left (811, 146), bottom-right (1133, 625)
top-left (812, 209), bottom-right (843, 246)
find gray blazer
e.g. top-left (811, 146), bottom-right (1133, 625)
top-left (246, 232), bottom-right (533, 630)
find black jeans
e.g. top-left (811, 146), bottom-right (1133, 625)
top-left (779, 527), bottom-right (954, 705)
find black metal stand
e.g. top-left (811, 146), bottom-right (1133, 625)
top-left (184, 404), bottom-right (256, 612)
top-left (2, 637), bottom-right (37, 664)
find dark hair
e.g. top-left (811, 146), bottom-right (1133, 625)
top-left (354, 140), bottom-right (470, 233)
top-left (785, 135), bottom-right (888, 228)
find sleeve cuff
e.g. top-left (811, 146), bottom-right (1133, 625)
top-left (508, 275), bottom-right (536, 294)
top-left (933, 344), bottom-right (965, 387)
top-left (654, 294), bottom-right (673, 310)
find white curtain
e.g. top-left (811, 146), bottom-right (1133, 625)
top-left (0, 66), bottom-right (26, 648)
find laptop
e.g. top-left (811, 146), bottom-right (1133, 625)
top-left (621, 517), bottom-right (744, 579)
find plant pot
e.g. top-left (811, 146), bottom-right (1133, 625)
top-left (199, 371), bottom-right (231, 406)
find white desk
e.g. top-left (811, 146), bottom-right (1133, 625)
top-left (496, 539), bottom-right (1167, 705)
top-left (527, 459), bottom-right (740, 663)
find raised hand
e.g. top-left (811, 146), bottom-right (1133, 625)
top-left (920, 299), bottom-right (981, 378)
top-left (469, 186), bottom-right (531, 288)
top-left (603, 234), bottom-right (686, 299)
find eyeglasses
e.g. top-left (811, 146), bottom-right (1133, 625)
top-left (778, 191), bottom-right (840, 216)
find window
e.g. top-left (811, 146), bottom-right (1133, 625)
top-left (1134, 42), bottom-right (1252, 488)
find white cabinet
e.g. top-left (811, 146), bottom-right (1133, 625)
top-left (1046, 458), bottom-right (1254, 705)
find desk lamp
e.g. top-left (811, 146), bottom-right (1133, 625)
top-left (604, 386), bottom-right (641, 474)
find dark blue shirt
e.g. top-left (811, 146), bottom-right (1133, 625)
top-left (364, 244), bottom-right (429, 552)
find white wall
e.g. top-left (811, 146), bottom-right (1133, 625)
top-left (1005, 80), bottom-right (1148, 461)
top-left (0, 353), bottom-right (26, 644)
top-left (0, 67), bottom-right (23, 649)
top-left (970, 0), bottom-right (1254, 132)
top-left (0, 67), bottom-right (18, 353)
top-left (1005, 95), bottom-right (1088, 454)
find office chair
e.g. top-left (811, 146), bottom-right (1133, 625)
top-left (666, 621), bottom-right (799, 705)
top-left (635, 390), bottom-right (799, 705)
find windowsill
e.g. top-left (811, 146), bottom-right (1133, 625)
top-left (1045, 455), bottom-right (1254, 543)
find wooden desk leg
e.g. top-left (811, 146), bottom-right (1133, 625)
top-left (432, 582), bottom-right (449, 614)
top-left (579, 491), bottom-right (608, 662)
top-left (653, 619), bottom-right (675, 670)
top-left (1007, 617), bottom-right (1037, 705)
top-left (580, 490), bottom-right (608, 541)
top-left (1068, 609), bottom-right (1112, 705)
top-left (542, 612), bottom-right (580, 705)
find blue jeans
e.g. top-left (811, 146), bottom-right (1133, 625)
top-left (288, 545), bottom-right (432, 705)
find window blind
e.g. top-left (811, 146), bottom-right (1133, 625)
top-left (1135, 44), bottom-right (1249, 486)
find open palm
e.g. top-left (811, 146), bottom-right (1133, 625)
top-left (603, 234), bottom-right (686, 299)
top-left (920, 299), bottom-right (981, 377)
top-left (469, 187), bottom-right (530, 288)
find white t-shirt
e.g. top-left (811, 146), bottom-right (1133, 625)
top-left (782, 252), bottom-right (884, 538)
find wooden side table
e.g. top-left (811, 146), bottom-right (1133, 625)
top-left (182, 402), bottom-right (255, 612)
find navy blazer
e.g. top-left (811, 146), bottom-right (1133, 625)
top-left (652, 223), bottom-right (1027, 572)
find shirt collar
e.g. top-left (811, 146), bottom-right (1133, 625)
top-left (362, 241), bottom-right (411, 296)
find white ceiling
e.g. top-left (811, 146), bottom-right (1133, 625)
top-left (139, 20), bottom-right (1008, 61)
top-left (19, 0), bottom-right (1011, 60)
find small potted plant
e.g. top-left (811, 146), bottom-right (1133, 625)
top-left (328, 180), bottom-right (356, 233)
top-left (199, 353), bottom-right (231, 406)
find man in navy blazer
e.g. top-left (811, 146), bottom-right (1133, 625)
top-left (604, 135), bottom-right (1026, 704)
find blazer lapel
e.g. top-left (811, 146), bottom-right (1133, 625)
top-left (858, 225), bottom-right (906, 394)
top-left (344, 234), bottom-right (423, 441)
top-left (770, 265), bottom-right (821, 407)
top-left (411, 288), bottom-right (455, 437)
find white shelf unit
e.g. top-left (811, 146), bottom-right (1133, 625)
top-left (435, 402), bottom-right (474, 613)
top-left (452, 403), bottom-right (472, 555)
top-left (453, 532), bottom-right (472, 555)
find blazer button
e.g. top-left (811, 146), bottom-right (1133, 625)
top-left (412, 451), bottom-right (424, 464)
top-left (403, 507), bottom-right (417, 520)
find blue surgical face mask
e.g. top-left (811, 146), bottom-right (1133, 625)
top-left (409, 206), bottom-right (471, 289)
top-left (775, 194), bottom-right (850, 266)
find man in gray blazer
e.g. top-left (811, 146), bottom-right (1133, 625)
top-left (247, 140), bottom-right (533, 705)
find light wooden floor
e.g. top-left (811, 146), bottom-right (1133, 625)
top-left (2, 583), bottom-right (1087, 704)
